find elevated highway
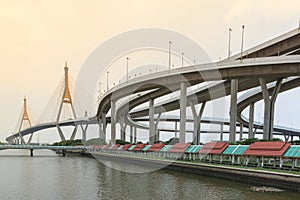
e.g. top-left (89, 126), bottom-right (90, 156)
top-left (6, 27), bottom-right (300, 144)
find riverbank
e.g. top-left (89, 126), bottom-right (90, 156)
top-left (86, 152), bottom-right (300, 192)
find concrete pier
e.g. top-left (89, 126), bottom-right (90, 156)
top-left (111, 100), bottom-right (116, 144)
top-left (230, 79), bottom-right (238, 142)
top-left (149, 99), bottom-right (155, 144)
top-left (180, 83), bottom-right (187, 143)
top-left (259, 78), bottom-right (282, 140)
top-left (248, 103), bottom-right (254, 139)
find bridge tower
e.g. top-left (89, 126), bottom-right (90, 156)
top-left (56, 61), bottom-right (78, 141)
top-left (17, 97), bottom-right (32, 144)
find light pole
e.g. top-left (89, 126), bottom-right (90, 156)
top-left (228, 28), bottom-right (232, 59)
top-left (181, 52), bottom-right (184, 67)
top-left (98, 82), bottom-right (102, 98)
top-left (240, 25), bottom-right (245, 62)
top-left (168, 41), bottom-right (172, 71)
top-left (126, 57), bottom-right (130, 82)
top-left (106, 71), bottom-right (109, 91)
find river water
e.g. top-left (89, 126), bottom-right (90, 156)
top-left (0, 149), bottom-right (298, 200)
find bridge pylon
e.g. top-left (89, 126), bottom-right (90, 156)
top-left (17, 97), bottom-right (33, 144)
top-left (56, 61), bottom-right (80, 141)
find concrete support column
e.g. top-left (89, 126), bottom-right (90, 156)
top-left (27, 134), bottom-right (33, 144)
top-left (82, 124), bottom-right (88, 142)
top-left (111, 100), bottom-right (116, 144)
top-left (101, 112), bottom-right (107, 141)
top-left (134, 127), bottom-right (137, 144)
top-left (149, 99), bottom-right (155, 144)
top-left (229, 79), bottom-right (238, 142)
top-left (175, 122), bottom-right (178, 138)
top-left (220, 123), bottom-right (224, 141)
top-left (259, 78), bottom-right (282, 140)
top-left (154, 113), bottom-right (162, 142)
top-left (239, 123), bottom-right (243, 141)
top-left (180, 83), bottom-right (187, 143)
top-left (189, 101), bottom-right (206, 145)
top-left (99, 115), bottom-right (106, 142)
top-left (157, 130), bottom-right (160, 142)
top-left (248, 103), bottom-right (254, 139)
top-left (130, 126), bottom-right (133, 143)
top-left (98, 119), bottom-right (102, 139)
top-left (284, 134), bottom-right (290, 142)
top-left (118, 117), bottom-right (127, 142)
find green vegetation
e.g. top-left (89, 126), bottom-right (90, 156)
top-left (52, 139), bottom-right (83, 146)
top-left (85, 138), bottom-right (106, 145)
top-left (164, 137), bottom-right (179, 145)
top-left (229, 138), bottom-right (282, 145)
top-left (291, 140), bottom-right (300, 145)
top-left (116, 139), bottom-right (130, 145)
top-left (165, 137), bottom-right (179, 145)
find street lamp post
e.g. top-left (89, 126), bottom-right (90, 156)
top-left (168, 41), bottom-right (172, 71)
top-left (106, 71), bottom-right (110, 91)
top-left (98, 82), bottom-right (102, 98)
top-left (228, 28), bottom-right (232, 59)
top-left (126, 57), bottom-right (130, 82)
top-left (240, 25), bottom-right (245, 62)
top-left (181, 52), bottom-right (184, 67)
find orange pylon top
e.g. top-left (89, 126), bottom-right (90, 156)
top-left (22, 96), bottom-right (31, 125)
top-left (63, 61), bottom-right (72, 104)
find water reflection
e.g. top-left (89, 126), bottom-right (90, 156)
top-left (0, 150), bottom-right (298, 200)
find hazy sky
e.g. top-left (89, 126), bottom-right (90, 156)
top-left (1, 0), bottom-right (300, 142)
